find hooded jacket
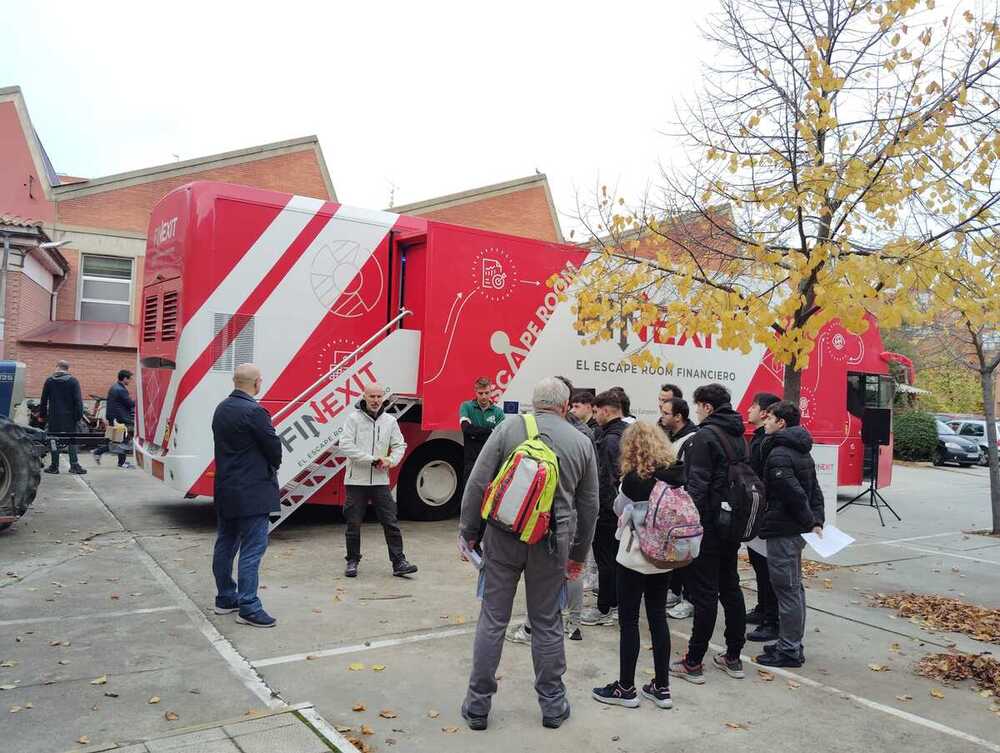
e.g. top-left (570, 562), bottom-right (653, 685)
top-left (618, 462), bottom-right (686, 506)
top-left (339, 400), bottom-right (407, 486)
top-left (683, 404), bottom-right (746, 533)
top-left (596, 417), bottom-right (627, 513)
top-left (759, 425), bottom-right (825, 538)
top-left (669, 420), bottom-right (699, 465)
top-left (39, 370), bottom-right (84, 434)
top-left (748, 425), bottom-right (768, 477)
top-left (106, 380), bottom-right (135, 426)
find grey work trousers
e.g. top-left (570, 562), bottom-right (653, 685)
top-left (465, 526), bottom-right (570, 719)
top-left (766, 535), bottom-right (807, 656)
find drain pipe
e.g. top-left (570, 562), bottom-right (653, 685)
top-left (0, 233), bottom-right (10, 343)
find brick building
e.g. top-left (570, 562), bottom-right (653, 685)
top-left (1, 85), bottom-right (564, 402)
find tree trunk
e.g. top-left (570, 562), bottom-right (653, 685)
top-left (980, 367), bottom-right (1000, 535)
top-left (783, 366), bottom-right (802, 405)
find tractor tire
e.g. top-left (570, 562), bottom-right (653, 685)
top-left (0, 419), bottom-right (43, 523)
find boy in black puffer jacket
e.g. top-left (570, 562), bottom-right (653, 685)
top-left (755, 401), bottom-right (824, 668)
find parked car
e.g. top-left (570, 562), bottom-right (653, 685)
top-left (944, 418), bottom-right (1000, 467)
top-left (935, 421), bottom-right (984, 467)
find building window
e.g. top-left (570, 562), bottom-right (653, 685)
top-left (80, 255), bottom-right (133, 323)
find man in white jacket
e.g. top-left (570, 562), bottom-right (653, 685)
top-left (339, 384), bottom-right (417, 578)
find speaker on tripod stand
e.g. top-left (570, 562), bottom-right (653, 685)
top-left (838, 407), bottom-right (900, 525)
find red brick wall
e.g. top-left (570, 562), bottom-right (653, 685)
top-left (18, 342), bottom-right (135, 399)
top-left (412, 186), bottom-right (561, 242)
top-left (56, 149), bottom-right (331, 233)
top-left (3, 272), bottom-right (51, 362)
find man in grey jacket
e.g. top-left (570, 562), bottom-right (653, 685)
top-left (459, 377), bottom-right (599, 731)
top-left (339, 384), bottom-right (417, 578)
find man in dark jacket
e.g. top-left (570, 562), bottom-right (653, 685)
top-left (745, 392), bottom-right (780, 642)
top-left (755, 401), bottom-right (824, 668)
top-left (94, 370), bottom-right (136, 468)
top-left (670, 383), bottom-right (747, 684)
top-left (40, 360), bottom-right (86, 475)
top-left (211, 363), bottom-right (282, 628)
top-left (580, 390), bottom-right (627, 626)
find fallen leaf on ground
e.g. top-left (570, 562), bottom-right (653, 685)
top-left (335, 725), bottom-right (352, 733)
top-left (164, 711), bottom-right (179, 721)
top-left (306, 655), bottom-right (319, 661)
top-left (868, 664), bottom-right (890, 672)
top-left (427, 710), bottom-right (440, 718)
top-left (725, 721), bottom-right (748, 730)
top-left (348, 662), bottom-right (365, 671)
top-left (442, 725), bottom-right (460, 733)
top-left (379, 709), bottom-right (397, 718)
top-left (823, 579), bottom-right (833, 590)
top-left (77, 736), bottom-right (90, 745)
top-left (148, 696), bottom-right (160, 704)
top-left (90, 675), bottom-right (107, 685)
top-left (916, 653), bottom-right (1000, 696)
top-left (9, 705), bottom-right (23, 713)
top-left (352, 703), bottom-right (367, 712)
top-left (889, 643), bottom-right (902, 652)
top-left (896, 694), bottom-right (912, 701)
top-left (104, 692), bottom-right (118, 698)
top-left (930, 688), bottom-right (945, 699)
top-left (757, 669), bottom-right (775, 682)
top-left (361, 724), bottom-right (374, 736)
top-left (385, 738), bottom-right (397, 745)
top-left (787, 680), bottom-right (801, 688)
top-left (58, 660), bottom-right (70, 665)
top-left (312, 608), bottom-right (322, 614)
top-left (0, 661), bottom-right (15, 668)
top-left (372, 664), bottom-right (386, 672)
top-left (452, 616), bottom-right (466, 625)
top-left (49, 641), bottom-right (62, 647)
top-left (0, 684), bottom-right (16, 691)
top-left (869, 593), bottom-right (1000, 644)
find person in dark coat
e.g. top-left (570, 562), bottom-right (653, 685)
top-left (211, 363), bottom-right (282, 628)
top-left (40, 360), bottom-right (86, 475)
top-left (580, 390), bottom-right (628, 626)
top-left (94, 370), bottom-right (136, 468)
top-left (670, 383), bottom-right (747, 684)
top-left (745, 392), bottom-right (780, 642)
top-left (755, 401), bottom-right (824, 668)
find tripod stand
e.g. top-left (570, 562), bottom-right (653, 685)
top-left (838, 443), bottom-right (900, 526)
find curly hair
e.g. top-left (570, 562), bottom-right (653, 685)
top-left (620, 421), bottom-right (676, 479)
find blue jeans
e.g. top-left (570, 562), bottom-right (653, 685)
top-left (212, 513), bottom-right (269, 615)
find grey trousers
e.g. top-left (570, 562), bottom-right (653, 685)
top-left (465, 526), bottom-right (569, 718)
top-left (766, 535), bottom-right (807, 656)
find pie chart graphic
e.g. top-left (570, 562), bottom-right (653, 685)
top-left (310, 240), bottom-right (384, 318)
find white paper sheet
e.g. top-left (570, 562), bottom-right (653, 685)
top-left (801, 525), bottom-right (854, 559)
top-left (746, 537), bottom-right (768, 557)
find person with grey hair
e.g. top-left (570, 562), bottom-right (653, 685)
top-left (459, 377), bottom-right (599, 731)
top-left (40, 360), bottom-right (86, 475)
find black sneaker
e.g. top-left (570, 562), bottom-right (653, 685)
top-left (641, 681), bottom-right (673, 709)
top-left (235, 609), bottom-right (277, 628)
top-left (393, 559), bottom-right (418, 576)
top-left (747, 623), bottom-right (780, 642)
top-left (461, 703), bottom-right (488, 731)
top-left (69, 465), bottom-right (88, 475)
top-left (712, 652), bottom-right (745, 679)
top-left (745, 605), bottom-right (763, 625)
top-left (542, 702), bottom-right (571, 729)
top-left (213, 599), bottom-right (238, 615)
top-left (345, 560), bottom-right (358, 578)
top-left (592, 681), bottom-right (640, 708)
top-left (756, 650), bottom-right (803, 668)
top-left (44, 466), bottom-right (59, 474)
top-left (762, 642), bottom-right (805, 664)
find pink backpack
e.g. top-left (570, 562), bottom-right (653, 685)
top-left (637, 480), bottom-right (703, 569)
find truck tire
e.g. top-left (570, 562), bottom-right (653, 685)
top-left (396, 439), bottom-right (464, 521)
top-left (0, 419), bottom-right (43, 524)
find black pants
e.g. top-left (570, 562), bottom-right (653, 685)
top-left (748, 547), bottom-right (778, 625)
top-left (685, 532), bottom-right (746, 664)
top-left (669, 568), bottom-right (688, 600)
top-left (592, 513), bottom-right (619, 613)
top-left (344, 485), bottom-right (405, 564)
top-left (617, 564), bottom-right (671, 688)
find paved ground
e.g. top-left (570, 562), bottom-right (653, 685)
top-left (2, 457), bottom-right (998, 753)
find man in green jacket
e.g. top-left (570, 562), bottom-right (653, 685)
top-left (459, 377), bottom-right (505, 481)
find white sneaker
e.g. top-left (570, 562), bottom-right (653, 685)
top-left (667, 600), bottom-right (694, 619)
top-left (580, 607), bottom-right (618, 626)
top-left (506, 622), bottom-right (532, 644)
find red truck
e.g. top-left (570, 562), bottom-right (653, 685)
top-left (135, 181), bottom-right (897, 529)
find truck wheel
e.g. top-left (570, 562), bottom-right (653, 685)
top-left (0, 420), bottom-right (42, 522)
top-left (397, 439), bottom-right (464, 521)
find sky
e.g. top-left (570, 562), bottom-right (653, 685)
top-left (1, 1), bottom-right (715, 235)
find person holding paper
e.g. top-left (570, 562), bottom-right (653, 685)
top-left (754, 400), bottom-right (824, 668)
top-left (745, 392), bottom-right (781, 642)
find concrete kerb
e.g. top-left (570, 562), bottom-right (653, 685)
top-left (63, 702), bottom-right (352, 753)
